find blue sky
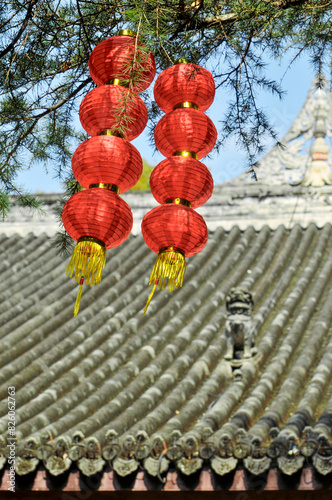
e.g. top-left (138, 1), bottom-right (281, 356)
top-left (16, 53), bottom-right (317, 193)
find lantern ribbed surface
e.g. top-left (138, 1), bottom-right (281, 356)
top-left (141, 204), bottom-right (208, 258)
top-left (62, 189), bottom-right (133, 249)
top-left (89, 35), bottom-right (156, 92)
top-left (72, 136), bottom-right (143, 192)
top-left (154, 63), bottom-right (215, 112)
top-left (79, 85), bottom-right (148, 139)
top-left (149, 156), bottom-right (213, 208)
top-left (154, 108), bottom-right (217, 159)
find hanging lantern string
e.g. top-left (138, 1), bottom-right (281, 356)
top-left (143, 247), bottom-right (186, 315)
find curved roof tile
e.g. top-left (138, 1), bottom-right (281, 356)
top-left (0, 224), bottom-right (331, 480)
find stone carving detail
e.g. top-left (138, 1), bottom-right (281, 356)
top-left (199, 427), bottom-right (217, 459)
top-left (277, 454), bottom-right (305, 475)
top-left (77, 437), bottom-right (105, 476)
top-left (78, 456), bottom-right (106, 476)
top-left (144, 456), bottom-right (170, 477)
top-left (233, 441), bottom-right (251, 460)
top-left (113, 456), bottom-right (139, 477)
top-left (45, 437), bottom-right (72, 476)
top-left (252, 75), bottom-right (332, 185)
top-left (15, 456), bottom-right (40, 476)
top-left (135, 430), bottom-right (151, 460)
top-left (102, 429), bottom-right (120, 462)
top-left (69, 431), bottom-right (86, 461)
top-left (166, 431), bottom-right (183, 461)
top-left (176, 456), bottom-right (203, 475)
top-left (211, 455), bottom-right (238, 476)
top-left (45, 455), bottom-right (71, 476)
top-left (300, 91), bottom-right (332, 187)
top-left (224, 289), bottom-right (255, 360)
top-left (11, 437), bottom-right (41, 475)
top-left (300, 427), bottom-right (319, 457)
top-left (313, 453), bottom-right (332, 476)
top-left (244, 456), bottom-right (272, 476)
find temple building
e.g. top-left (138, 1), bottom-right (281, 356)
top-left (0, 76), bottom-right (331, 498)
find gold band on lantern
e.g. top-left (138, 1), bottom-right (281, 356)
top-left (174, 102), bottom-right (199, 110)
top-left (165, 198), bottom-right (191, 207)
top-left (175, 58), bottom-right (190, 64)
top-left (173, 150), bottom-right (198, 159)
top-left (89, 183), bottom-right (119, 194)
top-left (106, 78), bottom-right (129, 87)
top-left (159, 246), bottom-right (185, 256)
top-left (118, 29), bottom-right (137, 37)
top-left (99, 129), bottom-right (124, 138)
top-left (77, 236), bottom-right (106, 247)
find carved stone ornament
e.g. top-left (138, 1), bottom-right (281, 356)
top-left (144, 456), bottom-right (170, 477)
top-left (277, 454), bottom-right (305, 475)
top-left (251, 75), bottom-right (332, 186)
top-left (176, 456), bottom-right (203, 475)
top-left (45, 455), bottom-right (72, 476)
top-left (103, 429), bottom-right (120, 462)
top-left (211, 455), bottom-right (238, 476)
top-left (113, 456), bottom-right (139, 477)
top-left (313, 454), bottom-right (332, 476)
top-left (199, 441), bottom-right (217, 460)
top-left (244, 455), bottom-right (272, 476)
top-left (224, 288), bottom-right (255, 361)
top-left (136, 430), bottom-right (151, 460)
top-left (15, 456), bottom-right (40, 476)
top-left (68, 443), bottom-right (86, 461)
top-left (78, 456), bottom-right (105, 476)
top-left (102, 443), bottom-right (121, 462)
top-left (45, 436), bottom-right (72, 475)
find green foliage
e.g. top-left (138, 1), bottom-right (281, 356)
top-left (0, 192), bottom-right (10, 220)
top-left (131, 160), bottom-right (154, 191)
top-left (1, 0), bottom-right (332, 216)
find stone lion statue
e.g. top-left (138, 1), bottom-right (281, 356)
top-left (224, 288), bottom-right (255, 360)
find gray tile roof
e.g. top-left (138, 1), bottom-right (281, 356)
top-left (1, 223), bottom-right (331, 480)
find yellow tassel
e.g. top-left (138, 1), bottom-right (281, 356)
top-left (74, 277), bottom-right (84, 316)
top-left (66, 240), bottom-right (106, 286)
top-left (66, 239), bottom-right (106, 315)
top-left (143, 279), bottom-right (159, 315)
top-left (143, 248), bottom-right (186, 314)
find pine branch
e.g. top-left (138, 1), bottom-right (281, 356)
top-left (0, 0), bottom-right (39, 59)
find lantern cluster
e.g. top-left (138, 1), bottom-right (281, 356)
top-left (142, 59), bottom-right (217, 314)
top-left (62, 30), bottom-right (156, 315)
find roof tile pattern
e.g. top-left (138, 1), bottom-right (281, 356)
top-left (0, 225), bottom-right (331, 479)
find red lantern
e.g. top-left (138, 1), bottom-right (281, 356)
top-left (72, 136), bottom-right (143, 192)
top-left (142, 204), bottom-right (208, 257)
top-left (141, 204), bottom-right (208, 313)
top-left (62, 189), bottom-right (133, 249)
top-left (154, 62), bottom-right (215, 112)
top-left (79, 85), bottom-right (148, 139)
top-left (89, 34), bottom-right (156, 92)
top-left (154, 108), bottom-right (217, 159)
top-left (62, 189), bottom-right (133, 316)
top-left (149, 156), bottom-right (213, 208)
